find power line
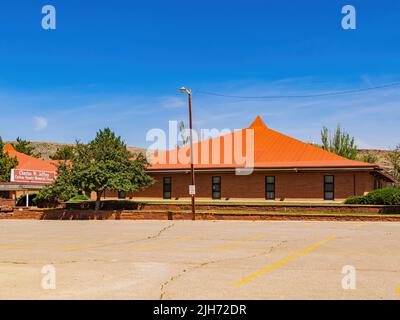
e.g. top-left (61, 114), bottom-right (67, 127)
top-left (195, 81), bottom-right (400, 100)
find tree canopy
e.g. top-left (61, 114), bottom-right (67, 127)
top-left (50, 145), bottom-right (76, 160)
top-left (321, 125), bottom-right (358, 160)
top-left (12, 137), bottom-right (41, 158)
top-left (385, 144), bottom-right (400, 186)
top-left (0, 137), bottom-right (18, 182)
top-left (38, 128), bottom-right (154, 210)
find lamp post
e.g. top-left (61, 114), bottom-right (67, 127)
top-left (180, 87), bottom-right (196, 220)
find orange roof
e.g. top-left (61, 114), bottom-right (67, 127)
top-left (3, 144), bottom-right (57, 172)
top-left (148, 116), bottom-right (376, 171)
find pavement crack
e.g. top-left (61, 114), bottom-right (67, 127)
top-left (146, 223), bottom-right (175, 241)
top-left (159, 239), bottom-right (287, 300)
top-left (93, 223), bottom-right (176, 249)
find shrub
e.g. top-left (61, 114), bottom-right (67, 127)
top-left (365, 188), bottom-right (400, 205)
top-left (344, 188), bottom-right (400, 205)
top-left (65, 200), bottom-right (141, 210)
top-left (344, 195), bottom-right (368, 204)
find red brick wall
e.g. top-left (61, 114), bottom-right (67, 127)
top-left (0, 199), bottom-right (15, 207)
top-left (130, 170), bottom-right (375, 201)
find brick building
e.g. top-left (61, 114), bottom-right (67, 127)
top-left (0, 116), bottom-right (394, 205)
top-left (0, 144), bottom-right (57, 207)
top-left (130, 116), bottom-right (393, 201)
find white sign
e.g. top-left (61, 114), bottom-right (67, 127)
top-left (189, 185), bottom-right (196, 195)
top-left (10, 169), bottom-right (56, 184)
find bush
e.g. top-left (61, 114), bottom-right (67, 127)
top-left (365, 188), bottom-right (400, 205)
top-left (344, 188), bottom-right (400, 205)
top-left (344, 195), bottom-right (368, 204)
top-left (65, 200), bottom-right (141, 210)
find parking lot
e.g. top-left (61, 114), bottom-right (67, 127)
top-left (0, 219), bottom-right (399, 299)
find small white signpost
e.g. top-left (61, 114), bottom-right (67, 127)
top-left (189, 185), bottom-right (196, 196)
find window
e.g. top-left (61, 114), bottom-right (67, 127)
top-left (163, 177), bottom-right (172, 199)
top-left (118, 191), bottom-right (126, 199)
top-left (265, 176), bottom-right (275, 200)
top-left (324, 175), bottom-right (334, 200)
top-left (212, 176), bottom-right (221, 199)
top-left (374, 178), bottom-right (382, 190)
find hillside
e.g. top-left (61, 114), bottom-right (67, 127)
top-left (5, 141), bottom-right (146, 160)
top-left (357, 149), bottom-right (392, 171)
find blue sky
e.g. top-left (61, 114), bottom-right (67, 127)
top-left (0, 0), bottom-right (399, 149)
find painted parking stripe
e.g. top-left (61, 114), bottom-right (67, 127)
top-left (233, 234), bottom-right (335, 286)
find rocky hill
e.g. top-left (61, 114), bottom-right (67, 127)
top-left (5, 141), bottom-right (146, 160)
top-left (357, 149), bottom-right (392, 171)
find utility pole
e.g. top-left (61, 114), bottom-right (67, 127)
top-left (180, 87), bottom-right (196, 220)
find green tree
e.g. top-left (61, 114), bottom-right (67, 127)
top-left (13, 137), bottom-right (41, 158)
top-left (0, 137), bottom-right (18, 181)
top-left (50, 145), bottom-right (76, 160)
top-left (321, 125), bottom-right (358, 160)
top-left (37, 162), bottom-right (78, 203)
top-left (39, 128), bottom-right (154, 210)
top-left (385, 144), bottom-right (400, 186)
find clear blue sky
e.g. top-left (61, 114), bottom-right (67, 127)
top-left (0, 0), bottom-right (399, 149)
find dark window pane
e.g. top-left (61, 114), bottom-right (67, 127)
top-left (325, 184), bottom-right (334, 192)
top-left (163, 177), bottom-right (172, 199)
top-left (325, 192), bottom-right (334, 200)
top-left (212, 192), bottom-right (221, 199)
top-left (212, 185), bottom-right (220, 192)
top-left (118, 191), bottom-right (126, 199)
top-left (324, 176), bottom-right (334, 183)
top-left (212, 176), bottom-right (221, 199)
top-left (266, 184), bottom-right (275, 192)
top-left (265, 176), bottom-right (275, 200)
top-left (212, 176), bottom-right (221, 183)
top-left (266, 192), bottom-right (275, 199)
top-left (266, 176), bottom-right (275, 183)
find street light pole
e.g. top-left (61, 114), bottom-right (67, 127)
top-left (180, 87), bottom-right (196, 220)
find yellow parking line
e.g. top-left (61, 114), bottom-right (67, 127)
top-left (233, 234), bottom-right (335, 286)
top-left (211, 234), bottom-right (264, 252)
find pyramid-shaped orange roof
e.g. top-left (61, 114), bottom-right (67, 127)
top-left (3, 144), bottom-right (57, 172)
top-left (148, 116), bottom-right (376, 171)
